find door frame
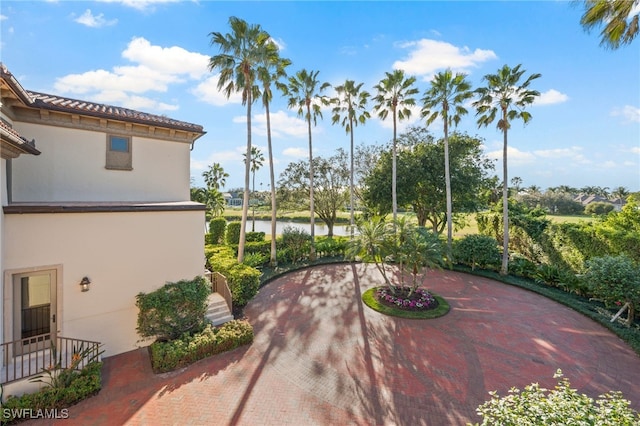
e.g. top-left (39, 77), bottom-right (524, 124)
top-left (3, 265), bottom-right (63, 356)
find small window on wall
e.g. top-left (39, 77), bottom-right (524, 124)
top-left (106, 135), bottom-right (132, 170)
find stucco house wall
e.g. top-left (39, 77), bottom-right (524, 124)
top-left (3, 209), bottom-right (204, 357)
top-left (10, 123), bottom-right (190, 203)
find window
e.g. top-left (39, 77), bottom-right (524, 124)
top-left (106, 135), bottom-right (132, 170)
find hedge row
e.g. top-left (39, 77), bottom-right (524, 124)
top-left (149, 320), bottom-right (254, 373)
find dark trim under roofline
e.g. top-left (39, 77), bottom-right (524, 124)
top-left (3, 202), bottom-right (206, 214)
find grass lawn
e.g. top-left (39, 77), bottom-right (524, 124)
top-left (220, 208), bottom-right (595, 237)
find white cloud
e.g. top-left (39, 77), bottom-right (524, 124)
top-left (74, 9), bottom-right (117, 28)
top-left (611, 105), bottom-right (640, 123)
top-left (0, 14), bottom-right (7, 21)
top-left (122, 37), bottom-right (209, 80)
top-left (393, 39), bottom-right (497, 79)
top-left (486, 146), bottom-right (536, 165)
top-left (96, 0), bottom-right (182, 11)
top-left (535, 89), bottom-right (569, 106)
top-left (630, 146), bottom-right (640, 154)
top-left (252, 110), bottom-right (310, 138)
top-left (533, 146), bottom-right (589, 164)
top-left (283, 147), bottom-right (308, 158)
top-left (192, 74), bottom-right (242, 106)
top-left (53, 37), bottom-right (209, 111)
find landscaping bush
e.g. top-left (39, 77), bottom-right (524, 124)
top-left (243, 252), bottom-right (268, 268)
top-left (245, 231), bottom-right (265, 242)
top-left (1, 362), bottom-right (102, 424)
top-left (149, 320), bottom-right (253, 373)
top-left (583, 254), bottom-right (640, 326)
top-left (453, 234), bottom-right (500, 271)
top-left (585, 201), bottom-right (615, 216)
top-left (472, 370), bottom-right (639, 425)
top-left (508, 256), bottom-right (537, 279)
top-left (280, 226), bottom-right (311, 263)
top-left (245, 240), bottom-right (271, 256)
top-left (136, 277), bottom-right (211, 341)
top-left (226, 221), bottom-right (241, 245)
top-left (226, 263), bottom-right (261, 307)
top-left (316, 236), bottom-right (348, 258)
top-left (209, 217), bottom-right (227, 244)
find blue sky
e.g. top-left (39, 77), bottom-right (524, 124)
top-left (1, 0), bottom-right (639, 192)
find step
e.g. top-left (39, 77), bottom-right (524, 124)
top-left (205, 293), bottom-right (233, 326)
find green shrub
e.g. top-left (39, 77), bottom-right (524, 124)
top-left (1, 362), bottom-right (102, 423)
top-left (281, 226), bottom-right (311, 263)
top-left (584, 255), bottom-right (640, 326)
top-left (209, 217), bottom-right (227, 244)
top-left (149, 320), bottom-right (253, 373)
top-left (316, 236), bottom-right (348, 258)
top-left (243, 252), bottom-right (268, 268)
top-left (245, 240), bottom-right (271, 256)
top-left (226, 221), bottom-right (242, 245)
top-left (246, 231), bottom-right (265, 242)
top-left (585, 201), bottom-right (615, 215)
top-left (471, 370), bottom-right (639, 425)
top-left (453, 234), bottom-right (500, 270)
top-left (508, 256), bottom-right (537, 279)
top-left (226, 263), bottom-right (261, 307)
top-left (136, 277), bottom-right (211, 341)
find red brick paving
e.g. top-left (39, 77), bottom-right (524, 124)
top-left (26, 264), bottom-right (640, 425)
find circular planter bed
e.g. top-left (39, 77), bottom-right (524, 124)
top-left (362, 286), bottom-right (450, 319)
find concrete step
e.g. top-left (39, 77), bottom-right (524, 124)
top-left (205, 293), bottom-right (233, 326)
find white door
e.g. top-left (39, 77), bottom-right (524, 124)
top-left (13, 270), bottom-right (57, 354)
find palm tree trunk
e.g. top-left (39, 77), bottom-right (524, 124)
top-left (307, 104), bottom-right (316, 261)
top-left (392, 111), bottom-right (398, 223)
top-left (266, 102), bottom-right (277, 266)
top-left (238, 92), bottom-right (251, 264)
top-left (501, 123), bottom-right (509, 275)
top-left (444, 121), bottom-right (453, 262)
top-left (251, 168), bottom-right (256, 232)
top-left (349, 117), bottom-right (355, 238)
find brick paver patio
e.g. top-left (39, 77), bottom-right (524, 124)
top-left (27, 263), bottom-right (640, 425)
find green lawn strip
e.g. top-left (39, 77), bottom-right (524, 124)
top-left (361, 287), bottom-right (450, 319)
top-left (451, 264), bottom-right (640, 357)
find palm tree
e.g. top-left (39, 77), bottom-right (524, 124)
top-left (209, 16), bottom-right (276, 263)
top-left (372, 70), bottom-right (419, 223)
top-left (257, 55), bottom-right (290, 265)
top-left (202, 162), bottom-right (229, 191)
top-left (243, 146), bottom-right (265, 232)
top-left (580, 0), bottom-right (639, 49)
top-left (277, 69), bottom-right (330, 260)
top-left (473, 64), bottom-right (541, 275)
top-left (421, 69), bottom-right (473, 259)
top-left (331, 80), bottom-right (371, 235)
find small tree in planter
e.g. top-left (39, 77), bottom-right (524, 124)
top-left (347, 216), bottom-right (443, 299)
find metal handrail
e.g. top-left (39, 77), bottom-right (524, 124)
top-left (0, 334), bottom-right (102, 385)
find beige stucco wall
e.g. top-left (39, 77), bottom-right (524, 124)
top-left (10, 122), bottom-right (190, 203)
top-left (0, 158), bottom-right (5, 349)
top-left (3, 209), bottom-right (205, 357)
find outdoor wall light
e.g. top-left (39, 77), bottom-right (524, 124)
top-left (79, 276), bottom-right (91, 292)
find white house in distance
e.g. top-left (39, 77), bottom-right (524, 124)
top-left (1, 63), bottom-right (207, 393)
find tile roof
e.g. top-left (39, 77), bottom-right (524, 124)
top-left (1, 63), bottom-right (204, 135)
top-left (28, 91), bottom-right (204, 134)
top-left (0, 119), bottom-right (41, 156)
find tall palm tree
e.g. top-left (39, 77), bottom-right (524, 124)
top-left (257, 55), bottom-right (290, 265)
top-left (580, 0), bottom-right (640, 49)
top-left (372, 70), bottom-right (419, 223)
top-left (473, 64), bottom-right (541, 275)
top-left (331, 80), bottom-right (371, 235)
top-left (209, 16), bottom-right (276, 263)
top-left (277, 69), bottom-right (330, 260)
top-left (243, 146), bottom-right (265, 232)
top-left (421, 69), bottom-right (473, 259)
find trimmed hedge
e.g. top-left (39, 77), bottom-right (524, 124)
top-left (149, 320), bottom-right (253, 373)
top-left (209, 217), bottom-right (227, 245)
top-left (226, 222), bottom-right (241, 245)
top-left (136, 277), bottom-right (211, 341)
top-left (1, 362), bottom-right (102, 424)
